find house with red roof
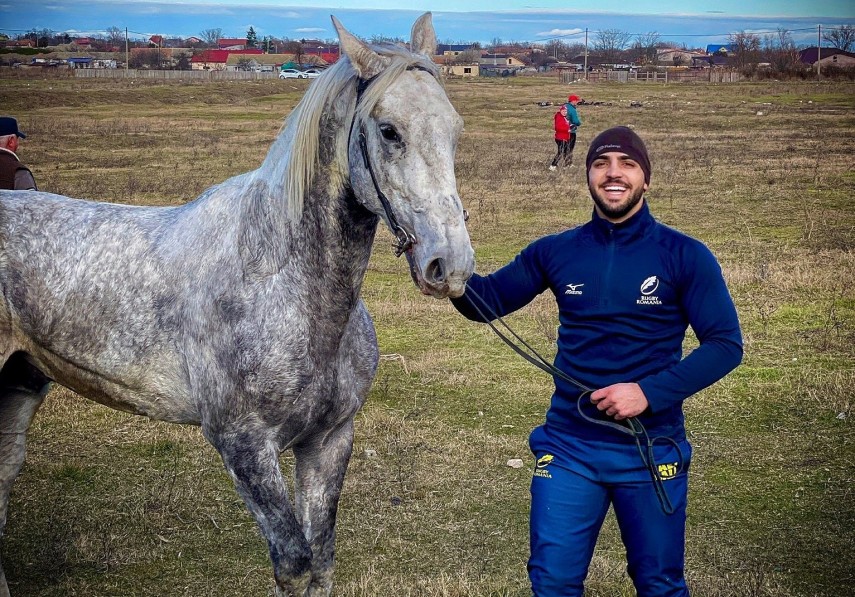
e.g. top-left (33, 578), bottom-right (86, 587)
top-left (190, 48), bottom-right (263, 70)
top-left (217, 38), bottom-right (248, 50)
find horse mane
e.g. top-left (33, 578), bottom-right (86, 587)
top-left (279, 44), bottom-right (440, 223)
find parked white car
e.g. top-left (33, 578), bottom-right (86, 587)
top-left (302, 68), bottom-right (323, 79)
top-left (279, 68), bottom-right (308, 79)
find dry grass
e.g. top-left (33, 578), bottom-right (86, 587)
top-left (1, 71), bottom-right (853, 596)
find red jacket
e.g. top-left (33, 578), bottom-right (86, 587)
top-left (554, 111), bottom-right (571, 141)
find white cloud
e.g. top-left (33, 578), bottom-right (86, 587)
top-left (295, 27), bottom-right (325, 33)
top-left (536, 28), bottom-right (584, 38)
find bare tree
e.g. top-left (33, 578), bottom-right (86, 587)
top-left (369, 34), bottom-right (405, 45)
top-left (633, 31), bottom-right (660, 65)
top-left (728, 31), bottom-right (762, 69)
top-left (453, 48), bottom-right (483, 64)
top-left (175, 53), bottom-right (191, 70)
top-left (822, 24), bottom-right (855, 51)
top-left (106, 26), bottom-right (124, 49)
top-left (130, 49), bottom-right (160, 69)
top-left (594, 29), bottom-right (632, 65)
top-left (763, 28), bottom-right (800, 71)
top-left (199, 28), bottom-right (222, 47)
top-left (25, 28), bottom-right (53, 48)
top-left (544, 39), bottom-right (566, 60)
top-left (281, 40), bottom-right (305, 67)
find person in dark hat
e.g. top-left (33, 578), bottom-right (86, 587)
top-left (0, 116), bottom-right (37, 190)
top-left (451, 126), bottom-right (743, 596)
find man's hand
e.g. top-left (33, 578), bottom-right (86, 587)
top-left (590, 383), bottom-right (649, 420)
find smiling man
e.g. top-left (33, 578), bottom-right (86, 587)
top-left (451, 126), bottom-right (743, 596)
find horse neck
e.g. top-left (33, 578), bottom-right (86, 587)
top-left (247, 94), bottom-right (379, 300)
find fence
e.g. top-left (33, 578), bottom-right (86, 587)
top-left (561, 69), bottom-right (745, 84)
top-left (74, 69), bottom-right (280, 80)
top-left (73, 67), bottom-right (746, 84)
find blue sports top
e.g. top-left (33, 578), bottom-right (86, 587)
top-left (451, 201), bottom-right (743, 442)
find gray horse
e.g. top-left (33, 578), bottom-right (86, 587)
top-left (0, 13), bottom-right (473, 596)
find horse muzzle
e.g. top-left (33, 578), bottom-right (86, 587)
top-left (405, 241), bottom-right (474, 299)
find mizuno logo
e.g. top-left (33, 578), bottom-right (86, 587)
top-left (564, 283), bottom-right (584, 295)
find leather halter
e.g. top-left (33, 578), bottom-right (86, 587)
top-left (348, 73), bottom-right (416, 258)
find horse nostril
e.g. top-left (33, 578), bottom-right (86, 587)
top-left (426, 258), bottom-right (447, 285)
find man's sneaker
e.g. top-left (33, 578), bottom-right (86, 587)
top-left (549, 165), bottom-right (557, 171)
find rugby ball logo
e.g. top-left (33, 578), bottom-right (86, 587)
top-left (640, 276), bottom-right (659, 295)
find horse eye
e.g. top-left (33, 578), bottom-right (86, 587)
top-left (379, 124), bottom-right (401, 143)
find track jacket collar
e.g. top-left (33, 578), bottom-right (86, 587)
top-left (590, 199), bottom-right (655, 244)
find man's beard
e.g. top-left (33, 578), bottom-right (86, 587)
top-left (588, 181), bottom-right (645, 221)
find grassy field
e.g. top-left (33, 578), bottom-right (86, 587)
top-left (0, 71), bottom-right (853, 596)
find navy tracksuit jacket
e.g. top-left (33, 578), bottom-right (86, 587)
top-left (452, 201), bottom-right (743, 442)
top-left (451, 201), bottom-right (743, 595)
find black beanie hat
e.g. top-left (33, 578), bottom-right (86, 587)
top-left (586, 126), bottom-right (651, 184)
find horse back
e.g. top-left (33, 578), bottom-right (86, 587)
top-left (0, 190), bottom-right (201, 420)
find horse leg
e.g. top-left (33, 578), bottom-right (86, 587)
top-left (0, 355), bottom-right (50, 597)
top-left (206, 425), bottom-right (312, 596)
top-left (292, 420), bottom-right (355, 596)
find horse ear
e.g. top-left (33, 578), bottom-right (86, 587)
top-left (410, 12), bottom-right (437, 57)
top-left (331, 15), bottom-right (390, 80)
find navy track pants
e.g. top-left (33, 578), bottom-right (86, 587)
top-left (528, 424), bottom-right (691, 596)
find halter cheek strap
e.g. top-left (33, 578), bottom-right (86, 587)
top-left (347, 74), bottom-right (415, 258)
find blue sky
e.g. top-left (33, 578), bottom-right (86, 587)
top-left (2, 1), bottom-right (853, 47)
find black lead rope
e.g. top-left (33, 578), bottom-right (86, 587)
top-left (463, 287), bottom-right (683, 515)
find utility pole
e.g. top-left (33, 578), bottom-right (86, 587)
top-left (584, 28), bottom-right (588, 80)
top-left (817, 24), bottom-right (822, 79)
top-left (125, 27), bottom-right (129, 76)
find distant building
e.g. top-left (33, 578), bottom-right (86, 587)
top-left (799, 46), bottom-right (855, 68)
top-left (191, 48), bottom-right (263, 70)
top-left (225, 53), bottom-right (328, 71)
top-left (657, 48), bottom-right (706, 66)
top-left (479, 54), bottom-right (525, 67)
top-left (3, 39), bottom-right (36, 48)
top-left (432, 55), bottom-right (479, 77)
top-left (217, 38), bottom-right (248, 50)
top-left (436, 43), bottom-right (475, 57)
top-left (706, 44), bottom-right (736, 56)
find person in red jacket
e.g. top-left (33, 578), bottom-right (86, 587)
top-left (549, 105), bottom-right (571, 171)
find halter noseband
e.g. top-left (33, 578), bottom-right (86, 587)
top-left (348, 72), bottom-right (419, 258)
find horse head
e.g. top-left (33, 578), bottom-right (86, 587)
top-left (334, 13), bottom-right (475, 299)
